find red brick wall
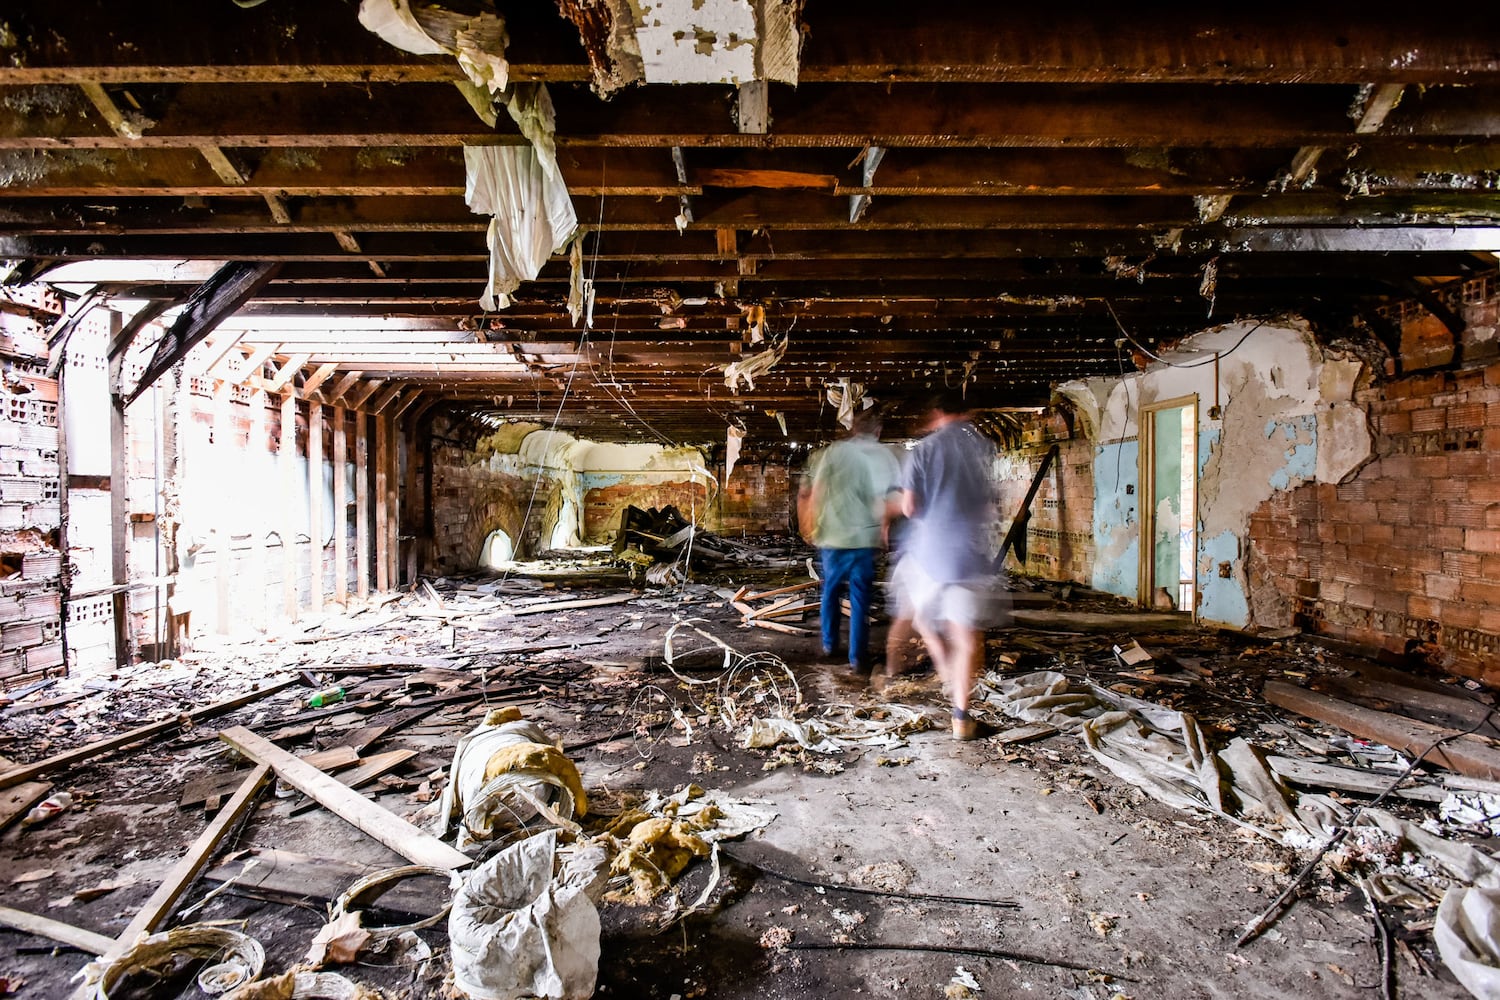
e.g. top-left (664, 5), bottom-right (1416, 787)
top-left (1248, 364), bottom-right (1500, 680)
top-left (427, 437), bottom-right (555, 572)
top-left (715, 461), bottom-right (794, 536)
top-left (582, 479), bottom-right (709, 542)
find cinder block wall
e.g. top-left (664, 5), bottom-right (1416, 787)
top-left (1249, 362), bottom-right (1500, 678)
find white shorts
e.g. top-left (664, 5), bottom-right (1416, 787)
top-left (890, 560), bottom-right (1008, 632)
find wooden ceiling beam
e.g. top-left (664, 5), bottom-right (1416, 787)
top-left (4, 5), bottom-right (1496, 86)
top-left (6, 82), bottom-right (1497, 152)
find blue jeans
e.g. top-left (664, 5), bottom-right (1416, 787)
top-left (820, 547), bottom-right (876, 668)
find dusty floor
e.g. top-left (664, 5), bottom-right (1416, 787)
top-left (0, 557), bottom-right (1481, 999)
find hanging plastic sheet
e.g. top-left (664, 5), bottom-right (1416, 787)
top-left (464, 145), bottom-right (578, 312)
top-left (825, 378), bottom-right (868, 429)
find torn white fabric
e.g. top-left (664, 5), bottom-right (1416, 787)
top-left (825, 378), bottom-right (868, 429)
top-left (723, 339), bottom-right (786, 393)
top-left (742, 704), bottom-right (932, 755)
top-left (566, 239), bottom-right (594, 329)
top-left (465, 146), bottom-right (577, 312)
top-left (1438, 887), bottom-right (1500, 1000)
top-left (359, 0), bottom-right (509, 96)
top-left (724, 423), bottom-right (746, 484)
top-left (449, 830), bottom-right (609, 1000)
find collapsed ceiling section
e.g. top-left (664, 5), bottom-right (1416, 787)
top-left (0, 2), bottom-right (1498, 442)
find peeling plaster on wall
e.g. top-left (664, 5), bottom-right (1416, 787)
top-left (1198, 529), bottom-right (1249, 625)
top-left (496, 430), bottom-right (710, 546)
top-left (631, 0), bottom-right (759, 84)
top-left (1066, 319), bottom-right (1373, 625)
top-left (1056, 381), bottom-right (1106, 443)
top-left (1091, 440), bottom-right (1139, 598)
top-left (1264, 414), bottom-right (1317, 491)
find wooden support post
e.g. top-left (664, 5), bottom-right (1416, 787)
top-left (212, 380), bottom-right (233, 635)
top-left (218, 727), bottom-right (470, 870)
top-left (374, 413), bottom-right (390, 591)
top-left (247, 389), bottom-right (269, 630)
top-left (279, 388), bottom-right (299, 621)
top-left (108, 316), bottom-right (131, 664)
top-left (354, 411), bottom-right (370, 599)
top-left (332, 405), bottom-right (349, 605)
top-left (385, 414), bottom-right (399, 589)
top-left (307, 401), bottom-right (324, 613)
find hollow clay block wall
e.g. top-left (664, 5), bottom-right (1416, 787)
top-left (0, 285), bottom-right (65, 684)
top-left (1249, 363), bottom-right (1500, 680)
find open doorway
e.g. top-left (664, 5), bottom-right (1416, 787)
top-left (477, 528), bottom-right (515, 569)
top-left (1139, 395), bottom-right (1198, 615)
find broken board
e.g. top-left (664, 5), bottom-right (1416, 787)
top-left (204, 847), bottom-right (448, 917)
top-left (1264, 680), bottom-right (1500, 782)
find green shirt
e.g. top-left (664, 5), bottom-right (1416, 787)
top-left (807, 436), bottom-right (901, 549)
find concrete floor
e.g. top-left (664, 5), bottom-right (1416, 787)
top-left (0, 574), bottom-right (1474, 998)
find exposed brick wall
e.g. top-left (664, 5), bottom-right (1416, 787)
top-left (1248, 362), bottom-right (1500, 681)
top-left (427, 436), bottom-right (554, 571)
top-left (995, 413), bottom-right (1095, 584)
top-left (715, 460), bottom-right (794, 536)
top-left (582, 479), bottom-right (709, 542)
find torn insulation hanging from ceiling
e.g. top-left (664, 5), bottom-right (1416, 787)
top-left (722, 337), bottom-right (786, 393)
top-left (358, 0), bottom-right (511, 119)
top-left (567, 239), bottom-right (596, 329)
top-left (825, 378), bottom-right (869, 429)
top-left (724, 422), bottom-right (746, 484)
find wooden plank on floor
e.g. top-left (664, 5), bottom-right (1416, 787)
top-left (332, 404), bottom-right (348, 605)
top-left (307, 400), bottom-right (324, 613)
top-left (290, 748), bottom-right (417, 816)
top-left (218, 726), bottom-right (470, 870)
top-left (203, 847), bottom-right (447, 916)
top-left (355, 411), bottom-right (370, 600)
top-left (98, 765), bottom-right (273, 962)
top-left (0, 779), bottom-right (52, 833)
top-left (0, 679), bottom-right (297, 791)
top-left (500, 593), bottom-right (636, 617)
top-left (1265, 754), bottom-right (1447, 803)
top-left (1263, 680), bottom-right (1500, 781)
top-left (0, 905), bottom-right (113, 955)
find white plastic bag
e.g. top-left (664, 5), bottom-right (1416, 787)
top-left (448, 830), bottom-right (609, 1000)
top-left (1437, 886), bottom-right (1500, 1000)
